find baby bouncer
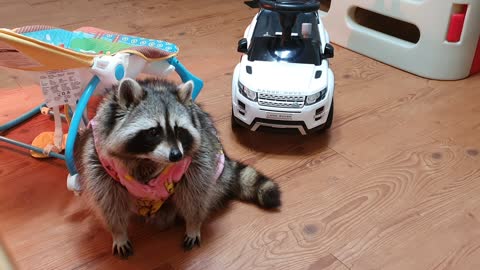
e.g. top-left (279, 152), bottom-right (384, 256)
top-left (0, 25), bottom-right (203, 194)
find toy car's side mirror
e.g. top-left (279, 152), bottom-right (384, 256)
top-left (238, 38), bottom-right (248, 54)
top-left (323, 43), bottom-right (334, 59)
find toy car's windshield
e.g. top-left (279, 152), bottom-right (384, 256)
top-left (248, 9), bottom-right (322, 65)
top-left (248, 36), bottom-right (321, 65)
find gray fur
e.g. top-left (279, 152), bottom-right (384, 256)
top-left (74, 78), bottom-right (281, 258)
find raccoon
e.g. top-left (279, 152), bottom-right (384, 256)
top-left (74, 77), bottom-right (281, 258)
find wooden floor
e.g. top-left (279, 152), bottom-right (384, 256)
top-left (1, 0), bottom-right (480, 269)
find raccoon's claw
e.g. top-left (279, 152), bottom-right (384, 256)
top-left (112, 240), bottom-right (134, 259)
top-left (183, 234), bottom-right (201, 251)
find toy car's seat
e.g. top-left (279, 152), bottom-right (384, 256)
top-left (253, 10), bottom-right (320, 41)
top-left (296, 13), bottom-right (320, 40)
top-left (254, 10), bottom-right (283, 37)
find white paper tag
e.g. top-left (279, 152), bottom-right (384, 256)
top-left (39, 69), bottom-right (83, 107)
top-left (0, 41), bottom-right (42, 69)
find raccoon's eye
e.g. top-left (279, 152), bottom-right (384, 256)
top-left (174, 126), bottom-right (185, 137)
top-left (176, 126), bottom-right (186, 137)
top-left (147, 127), bottom-right (162, 137)
top-left (175, 126), bottom-right (194, 153)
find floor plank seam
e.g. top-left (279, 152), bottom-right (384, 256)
top-left (330, 252), bottom-right (351, 270)
top-left (328, 146), bottom-right (364, 170)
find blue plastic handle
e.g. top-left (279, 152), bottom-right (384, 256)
top-left (64, 75), bottom-right (100, 175)
top-left (168, 57), bottom-right (204, 100)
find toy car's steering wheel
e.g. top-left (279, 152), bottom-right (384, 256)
top-left (259, 0), bottom-right (320, 13)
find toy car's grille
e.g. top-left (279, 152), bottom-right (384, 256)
top-left (258, 93), bottom-right (305, 108)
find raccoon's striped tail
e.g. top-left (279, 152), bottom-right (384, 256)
top-left (233, 162), bottom-right (281, 209)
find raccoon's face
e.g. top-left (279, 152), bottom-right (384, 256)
top-left (103, 78), bottom-right (201, 164)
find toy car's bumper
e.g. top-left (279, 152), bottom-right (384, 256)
top-left (232, 91), bottom-right (332, 135)
top-left (233, 114), bottom-right (328, 135)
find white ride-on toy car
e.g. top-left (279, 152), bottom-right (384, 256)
top-left (232, 0), bottom-right (335, 135)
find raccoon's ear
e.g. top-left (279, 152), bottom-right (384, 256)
top-left (117, 78), bottom-right (144, 107)
top-left (177, 80), bottom-right (194, 104)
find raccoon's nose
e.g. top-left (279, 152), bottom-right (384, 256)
top-left (169, 148), bottom-right (183, 162)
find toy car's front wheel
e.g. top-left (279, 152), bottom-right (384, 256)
top-left (324, 98), bottom-right (334, 129)
top-left (231, 110), bottom-right (241, 130)
top-left (315, 98), bottom-right (333, 134)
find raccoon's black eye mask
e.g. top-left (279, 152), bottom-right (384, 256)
top-left (126, 125), bottom-right (164, 154)
top-left (175, 126), bottom-right (194, 153)
top-left (147, 126), bottom-right (163, 137)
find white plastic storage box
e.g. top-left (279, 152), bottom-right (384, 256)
top-left (319, 0), bottom-right (480, 80)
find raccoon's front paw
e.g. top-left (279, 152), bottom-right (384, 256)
top-left (112, 239), bottom-right (134, 259)
top-left (183, 233), bottom-right (201, 251)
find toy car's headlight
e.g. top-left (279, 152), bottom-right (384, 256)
top-left (306, 88), bottom-right (327, 105)
top-left (238, 81), bottom-right (257, 101)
